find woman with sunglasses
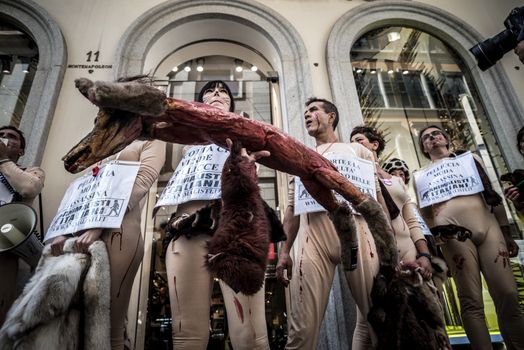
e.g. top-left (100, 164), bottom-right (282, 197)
top-left (415, 125), bottom-right (524, 350)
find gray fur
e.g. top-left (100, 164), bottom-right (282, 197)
top-left (329, 203), bottom-right (358, 271)
top-left (75, 78), bottom-right (167, 116)
top-left (0, 238), bottom-right (110, 350)
top-left (354, 198), bottom-right (398, 267)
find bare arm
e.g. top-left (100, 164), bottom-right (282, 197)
top-left (0, 162), bottom-right (44, 203)
top-left (276, 205), bottom-right (300, 286)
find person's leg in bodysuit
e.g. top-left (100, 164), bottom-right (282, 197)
top-left (286, 213), bottom-right (339, 350)
top-left (440, 238), bottom-right (491, 350)
top-left (478, 219), bottom-right (524, 350)
top-left (344, 216), bottom-right (380, 350)
top-left (102, 216), bottom-right (145, 350)
top-left (220, 281), bottom-right (269, 350)
top-left (166, 235), bottom-right (213, 350)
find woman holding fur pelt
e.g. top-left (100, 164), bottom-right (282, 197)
top-left (48, 137), bottom-right (166, 350)
top-left (163, 80), bottom-right (278, 350)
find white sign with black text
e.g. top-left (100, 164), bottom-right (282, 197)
top-left (155, 145), bottom-right (229, 208)
top-left (414, 152), bottom-right (484, 208)
top-left (294, 153), bottom-right (376, 215)
top-left (44, 161), bottom-right (140, 242)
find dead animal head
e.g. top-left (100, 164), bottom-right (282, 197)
top-left (63, 77), bottom-right (167, 173)
top-left (62, 108), bottom-right (143, 173)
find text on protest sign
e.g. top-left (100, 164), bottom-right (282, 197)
top-left (45, 161), bottom-right (140, 242)
top-left (155, 145), bottom-right (229, 208)
top-left (294, 153), bottom-right (376, 215)
top-left (414, 152), bottom-right (484, 208)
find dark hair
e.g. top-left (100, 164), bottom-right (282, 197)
top-left (418, 125), bottom-right (450, 159)
top-left (350, 125), bottom-right (386, 156)
top-left (0, 125), bottom-right (25, 150)
top-left (517, 126), bottom-right (524, 156)
top-left (305, 97), bottom-right (339, 130)
top-left (197, 80), bottom-right (235, 112)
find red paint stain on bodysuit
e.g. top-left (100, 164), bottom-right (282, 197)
top-left (173, 276), bottom-right (180, 310)
top-left (233, 296), bottom-right (245, 323)
top-left (453, 254), bottom-right (465, 270)
top-left (494, 249), bottom-right (509, 268)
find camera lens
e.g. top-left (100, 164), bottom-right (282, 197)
top-left (470, 29), bottom-right (518, 71)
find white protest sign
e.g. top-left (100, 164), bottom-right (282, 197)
top-left (44, 161), bottom-right (140, 242)
top-left (155, 145), bottom-right (229, 207)
top-left (0, 173), bottom-right (14, 206)
top-left (294, 153), bottom-right (376, 215)
top-left (414, 152), bottom-right (484, 208)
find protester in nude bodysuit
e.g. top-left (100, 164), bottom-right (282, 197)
top-left (276, 98), bottom-right (385, 350)
top-left (350, 126), bottom-right (433, 279)
top-left (415, 125), bottom-right (524, 350)
top-left (50, 139), bottom-right (165, 350)
top-left (164, 80), bottom-right (271, 350)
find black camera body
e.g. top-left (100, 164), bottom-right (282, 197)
top-left (470, 6), bottom-right (524, 71)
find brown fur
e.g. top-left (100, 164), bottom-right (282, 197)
top-left (206, 140), bottom-right (270, 295)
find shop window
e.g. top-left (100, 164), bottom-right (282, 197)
top-left (0, 24), bottom-right (38, 127)
top-left (139, 55), bottom-right (286, 350)
top-left (351, 26), bottom-right (524, 345)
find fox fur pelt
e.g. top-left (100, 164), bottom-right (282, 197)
top-left (206, 140), bottom-right (270, 295)
top-left (0, 238), bottom-right (110, 350)
top-left (331, 198), bottom-right (450, 350)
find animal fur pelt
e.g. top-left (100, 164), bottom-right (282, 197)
top-left (0, 239), bottom-right (110, 350)
top-left (430, 224), bottom-right (472, 243)
top-left (162, 198), bottom-right (285, 257)
top-left (206, 140), bottom-right (271, 295)
top-left (334, 198), bottom-right (450, 350)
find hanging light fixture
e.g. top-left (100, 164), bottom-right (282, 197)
top-left (234, 59), bottom-right (243, 73)
top-left (250, 64), bottom-right (258, 72)
top-left (20, 57), bottom-right (30, 74)
top-left (1, 56), bottom-right (12, 74)
top-left (196, 58), bottom-right (204, 72)
top-left (171, 66), bottom-right (179, 72)
top-left (184, 61), bottom-right (192, 72)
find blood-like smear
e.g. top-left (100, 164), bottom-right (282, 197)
top-left (233, 296), bottom-right (245, 323)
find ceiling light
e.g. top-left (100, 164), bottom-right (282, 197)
top-left (196, 58), bottom-right (204, 72)
top-left (171, 66), bottom-right (178, 72)
top-left (388, 69), bottom-right (394, 74)
top-left (234, 59), bottom-right (243, 73)
top-left (250, 65), bottom-right (258, 72)
top-left (402, 70), bottom-right (409, 75)
top-left (370, 69), bottom-right (377, 74)
top-left (356, 68), bottom-right (363, 73)
top-left (184, 61), bottom-right (191, 72)
top-left (387, 31), bottom-right (401, 42)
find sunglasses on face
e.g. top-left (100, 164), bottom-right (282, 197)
top-left (421, 130), bottom-right (444, 142)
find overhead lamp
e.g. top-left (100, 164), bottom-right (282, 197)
top-left (171, 66), bottom-right (178, 72)
top-left (356, 68), bottom-right (363, 74)
top-left (196, 58), bottom-right (204, 72)
top-left (387, 69), bottom-right (394, 74)
top-left (250, 65), bottom-right (258, 72)
top-left (20, 57), bottom-right (30, 74)
top-left (387, 31), bottom-right (401, 42)
top-left (1, 56), bottom-right (12, 74)
top-left (370, 69), bottom-right (377, 74)
top-left (402, 70), bottom-right (409, 75)
top-left (183, 61), bottom-right (192, 72)
top-left (234, 59), bottom-right (243, 73)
